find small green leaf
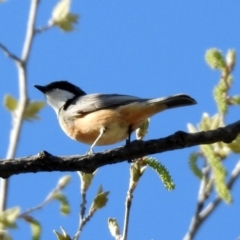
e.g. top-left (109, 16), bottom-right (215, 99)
top-left (189, 153), bottom-right (203, 179)
top-left (52, 0), bottom-right (70, 21)
top-left (3, 94), bottom-right (18, 112)
top-left (56, 14), bottom-right (78, 32)
top-left (24, 101), bottom-right (46, 120)
top-left (90, 186), bottom-right (109, 211)
top-left (130, 161), bottom-right (146, 185)
top-left (198, 112), bottom-right (211, 131)
top-left (187, 123), bottom-right (198, 133)
top-left (53, 227), bottom-right (71, 240)
top-left (231, 95), bottom-right (240, 105)
top-left (51, 0), bottom-right (79, 32)
top-left (201, 145), bottom-right (232, 203)
top-left (57, 175), bottom-right (71, 189)
top-left (210, 113), bottom-right (222, 130)
top-left (136, 118), bottom-right (150, 140)
top-left (213, 84), bottom-right (228, 114)
top-left (228, 134), bottom-right (240, 153)
top-left (0, 231), bottom-right (12, 240)
top-left (108, 218), bottom-right (120, 238)
top-left (226, 49), bottom-right (236, 69)
top-left (22, 216), bottom-right (41, 240)
top-left (78, 171), bottom-right (97, 192)
top-left (145, 157), bottom-right (175, 190)
top-left (205, 48), bottom-right (226, 70)
top-left (0, 207), bottom-right (20, 229)
top-left (53, 191), bottom-right (70, 215)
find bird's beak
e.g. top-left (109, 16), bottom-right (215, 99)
top-left (34, 85), bottom-right (47, 93)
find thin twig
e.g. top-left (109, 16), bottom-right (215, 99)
top-left (0, 0), bottom-right (39, 212)
top-left (0, 43), bottom-right (21, 62)
top-left (80, 193), bottom-right (87, 221)
top-left (200, 160), bottom-right (240, 219)
top-left (73, 209), bottom-right (96, 240)
top-left (75, 191), bottom-right (87, 239)
top-left (122, 162), bottom-right (143, 240)
top-left (18, 180), bottom-right (64, 218)
top-left (35, 22), bottom-right (54, 34)
top-left (183, 166), bottom-right (210, 240)
top-left (184, 160), bottom-right (240, 240)
top-left (122, 189), bottom-right (133, 240)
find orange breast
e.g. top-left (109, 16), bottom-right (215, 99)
top-left (59, 101), bottom-right (167, 146)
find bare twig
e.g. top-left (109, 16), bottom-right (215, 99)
top-left (0, 43), bottom-right (21, 62)
top-left (18, 180), bottom-right (63, 218)
top-left (184, 160), bottom-right (240, 240)
top-left (122, 162), bottom-right (144, 240)
top-left (122, 189), bottom-right (133, 240)
top-left (0, 120), bottom-right (240, 178)
top-left (73, 209), bottom-right (96, 240)
top-left (0, 0), bottom-right (40, 212)
top-left (80, 193), bottom-right (87, 221)
top-left (200, 160), bottom-right (240, 218)
top-left (35, 22), bottom-right (54, 34)
top-left (183, 166), bottom-right (211, 240)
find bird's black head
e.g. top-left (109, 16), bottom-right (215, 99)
top-left (34, 81), bottom-right (86, 96)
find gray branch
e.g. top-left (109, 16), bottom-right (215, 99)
top-left (0, 120), bottom-right (240, 178)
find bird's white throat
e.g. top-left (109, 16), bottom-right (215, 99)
top-left (45, 88), bottom-right (75, 114)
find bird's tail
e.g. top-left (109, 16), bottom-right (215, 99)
top-left (148, 94), bottom-right (197, 109)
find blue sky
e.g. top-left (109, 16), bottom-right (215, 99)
top-left (1, 1), bottom-right (240, 239)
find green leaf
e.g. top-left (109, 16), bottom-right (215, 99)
top-left (201, 145), bottom-right (232, 203)
top-left (226, 49), bottom-right (236, 69)
top-left (130, 161), bottom-right (146, 185)
top-left (136, 118), bottom-right (150, 140)
top-left (53, 191), bottom-right (70, 215)
top-left (90, 185), bottom-right (109, 211)
top-left (78, 171), bottom-right (97, 192)
top-left (189, 153), bottom-right (203, 179)
top-left (22, 216), bottom-right (41, 240)
top-left (213, 83), bottom-right (228, 114)
top-left (198, 112), bottom-right (211, 131)
top-left (0, 231), bottom-right (12, 240)
top-left (145, 158), bottom-right (175, 190)
top-left (53, 227), bottom-right (71, 240)
top-left (228, 134), bottom-right (240, 153)
top-left (0, 207), bottom-right (20, 229)
top-left (51, 0), bottom-right (79, 32)
top-left (3, 94), bottom-right (18, 112)
top-left (57, 14), bottom-right (78, 32)
top-left (108, 218), bottom-right (120, 238)
top-left (52, 0), bottom-right (70, 20)
top-left (231, 95), bottom-right (240, 105)
top-left (205, 48), bottom-right (226, 70)
top-left (57, 175), bottom-right (71, 189)
top-left (24, 101), bottom-right (46, 120)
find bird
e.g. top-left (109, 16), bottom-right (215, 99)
top-left (34, 81), bottom-right (197, 154)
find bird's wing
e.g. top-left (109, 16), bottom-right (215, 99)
top-left (65, 93), bottom-right (148, 114)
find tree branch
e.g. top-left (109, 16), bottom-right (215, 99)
top-left (0, 0), bottom-right (39, 212)
top-left (0, 43), bottom-right (21, 63)
top-left (0, 120), bottom-right (239, 178)
top-left (183, 160), bottom-right (240, 240)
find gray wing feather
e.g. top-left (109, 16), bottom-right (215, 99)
top-left (66, 94), bottom-right (149, 114)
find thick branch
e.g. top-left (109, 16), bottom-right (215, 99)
top-left (0, 120), bottom-right (239, 178)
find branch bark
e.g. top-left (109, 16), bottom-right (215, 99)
top-left (0, 120), bottom-right (239, 178)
